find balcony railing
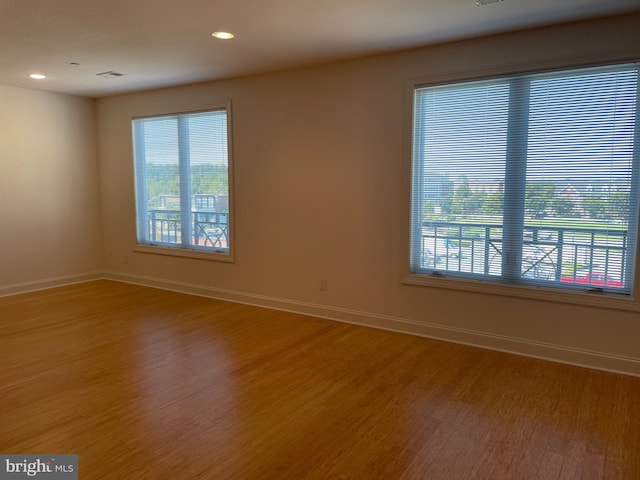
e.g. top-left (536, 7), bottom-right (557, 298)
top-left (147, 209), bottom-right (229, 249)
top-left (418, 221), bottom-right (629, 289)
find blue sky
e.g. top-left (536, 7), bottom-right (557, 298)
top-left (414, 65), bottom-right (638, 186)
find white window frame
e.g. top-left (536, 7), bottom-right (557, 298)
top-left (402, 62), bottom-right (640, 312)
top-left (132, 103), bottom-right (234, 263)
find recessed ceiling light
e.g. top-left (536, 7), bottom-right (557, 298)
top-left (29, 74), bottom-right (46, 80)
top-left (212, 31), bottom-right (234, 40)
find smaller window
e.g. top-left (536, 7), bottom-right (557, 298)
top-left (133, 108), bottom-right (232, 258)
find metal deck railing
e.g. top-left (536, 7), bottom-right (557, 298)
top-left (147, 209), bottom-right (229, 249)
top-left (419, 221), bottom-right (628, 288)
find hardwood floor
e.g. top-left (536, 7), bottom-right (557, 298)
top-left (1, 280), bottom-right (638, 479)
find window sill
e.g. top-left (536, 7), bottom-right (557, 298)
top-left (134, 244), bottom-right (234, 263)
top-left (402, 273), bottom-right (640, 312)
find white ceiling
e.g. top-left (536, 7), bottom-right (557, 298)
top-left (2, 0), bottom-right (639, 98)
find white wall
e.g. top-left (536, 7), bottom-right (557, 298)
top-left (0, 86), bottom-right (102, 292)
top-left (97, 14), bottom-right (640, 374)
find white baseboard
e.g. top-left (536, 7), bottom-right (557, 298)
top-left (102, 271), bottom-right (640, 377)
top-left (0, 271), bottom-right (103, 298)
top-left (6, 271), bottom-right (638, 375)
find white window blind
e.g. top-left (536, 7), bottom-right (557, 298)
top-left (133, 108), bottom-right (231, 254)
top-left (411, 63), bottom-right (639, 294)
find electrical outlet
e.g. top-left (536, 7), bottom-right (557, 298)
top-left (319, 279), bottom-right (328, 291)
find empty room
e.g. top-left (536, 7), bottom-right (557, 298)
top-left (1, 1), bottom-right (640, 478)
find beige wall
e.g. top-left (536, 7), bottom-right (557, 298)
top-left (0, 86), bottom-right (102, 289)
top-left (97, 14), bottom-right (640, 372)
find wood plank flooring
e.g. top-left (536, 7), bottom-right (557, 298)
top-left (1, 280), bottom-right (639, 479)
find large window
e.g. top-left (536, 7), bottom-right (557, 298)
top-left (410, 63), bottom-right (639, 295)
top-left (133, 108), bottom-right (232, 258)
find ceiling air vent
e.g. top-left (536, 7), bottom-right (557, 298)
top-left (476, 0), bottom-right (503, 5)
top-left (96, 71), bottom-right (125, 79)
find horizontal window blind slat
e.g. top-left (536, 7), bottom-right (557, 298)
top-left (411, 62), bottom-right (639, 294)
top-left (133, 109), bottom-right (231, 254)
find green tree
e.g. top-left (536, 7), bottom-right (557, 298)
top-left (146, 163), bottom-right (179, 208)
top-left (451, 184), bottom-right (472, 215)
top-left (553, 196), bottom-right (575, 217)
top-left (424, 174), bottom-right (453, 216)
top-left (468, 190), bottom-right (487, 215)
top-left (143, 163), bottom-right (229, 209)
top-left (484, 192), bottom-right (504, 215)
top-left (582, 196), bottom-right (605, 219)
top-left (190, 164), bottom-right (229, 195)
top-left (526, 183), bottom-right (555, 219)
top-left (423, 200), bottom-right (436, 220)
top-left (609, 190), bottom-right (630, 222)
